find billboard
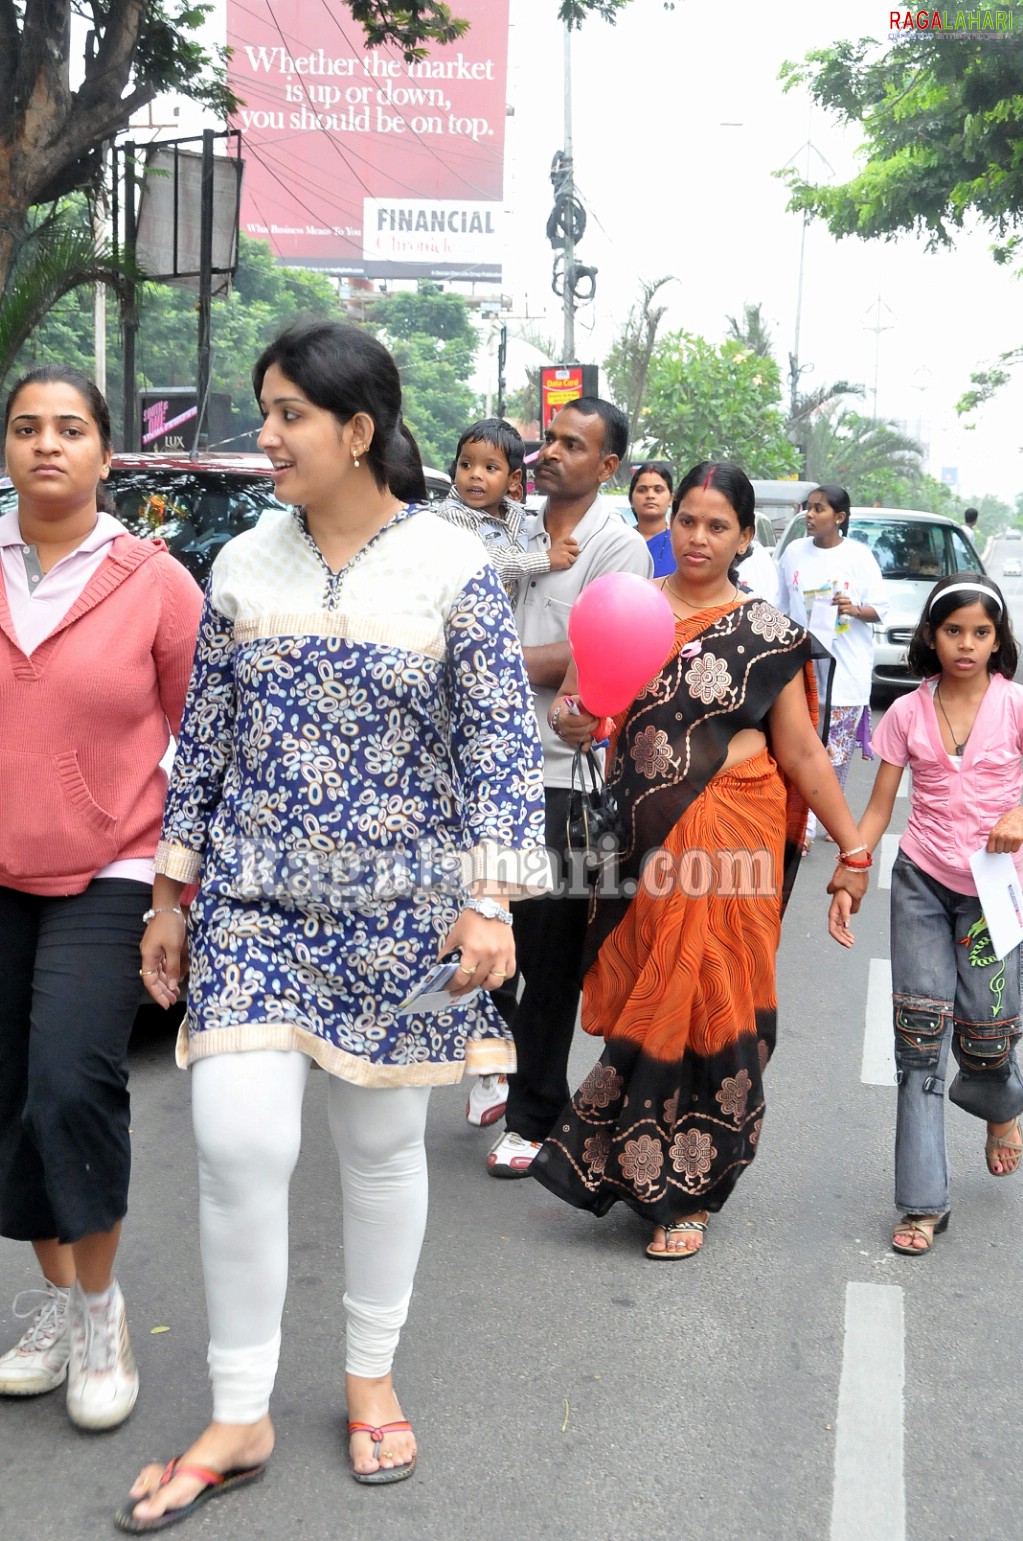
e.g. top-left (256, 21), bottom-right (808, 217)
top-left (226, 0), bottom-right (509, 280)
top-left (540, 365), bottom-right (600, 432)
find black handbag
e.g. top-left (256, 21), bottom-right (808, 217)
top-left (566, 746), bottom-right (623, 869)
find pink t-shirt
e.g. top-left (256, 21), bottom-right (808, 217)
top-left (871, 672), bottom-right (1023, 895)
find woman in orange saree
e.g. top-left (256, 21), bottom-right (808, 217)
top-left (532, 463), bottom-right (869, 1258)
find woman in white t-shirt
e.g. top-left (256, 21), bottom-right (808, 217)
top-left (777, 485), bottom-right (888, 850)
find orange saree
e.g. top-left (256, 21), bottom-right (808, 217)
top-left (533, 597), bottom-right (818, 1222)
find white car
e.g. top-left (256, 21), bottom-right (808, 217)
top-left (1003, 558), bottom-right (1022, 577)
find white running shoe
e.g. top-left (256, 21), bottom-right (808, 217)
top-left (66, 1280), bottom-right (139, 1430)
top-left (487, 1129), bottom-right (541, 1178)
top-left (0, 1280), bottom-right (71, 1396)
top-left (466, 1074), bottom-right (508, 1127)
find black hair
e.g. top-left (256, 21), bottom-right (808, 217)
top-left (907, 571), bottom-right (1018, 680)
top-left (964, 506), bottom-right (979, 524)
top-left (449, 416), bottom-right (524, 480)
top-left (390, 423), bottom-right (427, 503)
top-left (628, 460), bottom-right (674, 504)
top-left (808, 483), bottom-right (852, 536)
top-left (671, 461), bottom-right (756, 533)
top-left (4, 364), bottom-right (112, 454)
top-left (564, 396), bottom-right (628, 462)
top-left (252, 319), bottom-right (404, 492)
top-left (671, 462), bottom-right (756, 583)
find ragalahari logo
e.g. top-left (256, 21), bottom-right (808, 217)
top-left (889, 8), bottom-right (1014, 32)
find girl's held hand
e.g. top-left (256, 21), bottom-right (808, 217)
top-left (987, 807), bottom-right (1023, 854)
top-left (441, 909), bottom-right (515, 998)
top-left (139, 912), bottom-right (187, 1008)
top-left (825, 861), bottom-right (869, 921)
top-left (828, 889), bottom-right (856, 948)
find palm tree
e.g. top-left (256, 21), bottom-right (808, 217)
top-left (0, 203), bottom-right (131, 399)
top-left (803, 403), bottom-right (923, 493)
top-left (725, 301), bottom-right (774, 360)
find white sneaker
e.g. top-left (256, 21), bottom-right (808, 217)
top-left (0, 1280), bottom-right (71, 1396)
top-left (466, 1074), bottom-right (508, 1127)
top-left (487, 1129), bottom-right (541, 1178)
top-left (66, 1280), bottom-right (139, 1430)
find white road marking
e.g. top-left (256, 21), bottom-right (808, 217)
top-left (862, 958), bottom-right (895, 1086)
top-left (878, 833), bottom-right (899, 890)
top-left (830, 1282), bottom-right (905, 1541)
top-left (894, 767), bottom-right (910, 798)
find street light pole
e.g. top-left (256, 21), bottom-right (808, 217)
top-left (561, 21), bottom-right (575, 363)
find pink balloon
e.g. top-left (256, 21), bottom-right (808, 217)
top-left (568, 573), bottom-right (676, 717)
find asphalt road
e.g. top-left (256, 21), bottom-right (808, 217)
top-left (3, 556), bottom-right (1023, 1541)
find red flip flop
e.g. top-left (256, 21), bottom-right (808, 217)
top-left (114, 1455), bottom-right (267, 1533)
top-left (348, 1419), bottom-right (417, 1485)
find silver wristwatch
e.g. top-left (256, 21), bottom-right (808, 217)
top-left (464, 896), bottom-right (514, 925)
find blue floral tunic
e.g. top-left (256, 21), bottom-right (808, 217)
top-left (156, 504), bottom-right (548, 1086)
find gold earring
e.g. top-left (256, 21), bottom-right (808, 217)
top-left (352, 448), bottom-right (361, 468)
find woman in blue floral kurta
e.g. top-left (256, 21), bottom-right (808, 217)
top-left (118, 322), bottom-right (546, 1531)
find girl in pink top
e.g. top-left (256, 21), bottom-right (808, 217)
top-left (830, 573), bottom-right (1023, 1255)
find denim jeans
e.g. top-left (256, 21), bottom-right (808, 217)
top-left (890, 852), bottom-right (1023, 1215)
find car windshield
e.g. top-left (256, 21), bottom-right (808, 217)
top-left (848, 520), bottom-right (964, 581)
top-left (108, 467), bottom-right (284, 584)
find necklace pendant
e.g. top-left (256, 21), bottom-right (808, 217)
top-left (954, 742), bottom-right (965, 756)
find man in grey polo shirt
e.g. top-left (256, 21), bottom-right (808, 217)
top-left (486, 397), bottom-right (653, 1176)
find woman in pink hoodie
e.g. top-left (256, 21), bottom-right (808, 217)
top-left (0, 366), bottom-right (202, 1430)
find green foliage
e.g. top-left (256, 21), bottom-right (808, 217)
top-left (725, 301), bottom-right (774, 359)
top-left (0, 203), bottom-right (132, 398)
top-left (348, 2), bottom-right (469, 60)
top-left (15, 242), bottom-right (485, 462)
top-left (14, 234), bottom-right (341, 445)
top-left (779, 23), bottom-right (1023, 246)
top-left (803, 403), bottom-right (923, 496)
top-left (367, 282), bottom-right (478, 468)
top-left (634, 332), bottom-right (799, 478)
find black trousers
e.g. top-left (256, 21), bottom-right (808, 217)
top-left (505, 788), bottom-right (591, 1142)
top-left (0, 879), bottom-right (148, 1244)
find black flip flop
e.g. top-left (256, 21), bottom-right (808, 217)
top-left (114, 1456), bottom-right (267, 1534)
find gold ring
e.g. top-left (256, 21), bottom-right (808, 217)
top-left (139, 968), bottom-right (157, 977)
top-left (456, 965), bottom-right (473, 976)
top-left (491, 971), bottom-right (507, 978)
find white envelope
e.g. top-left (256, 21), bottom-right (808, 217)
top-left (968, 847), bottom-right (1023, 961)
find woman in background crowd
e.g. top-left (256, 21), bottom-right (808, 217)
top-left (629, 460), bottom-right (675, 577)
top-left (777, 485), bottom-right (887, 853)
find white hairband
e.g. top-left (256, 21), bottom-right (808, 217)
top-left (928, 580), bottom-right (1003, 618)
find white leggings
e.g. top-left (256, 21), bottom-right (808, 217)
top-left (191, 1051), bottom-right (431, 1423)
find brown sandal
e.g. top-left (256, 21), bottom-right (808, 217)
top-left (891, 1212), bottom-right (950, 1256)
top-left (985, 1120), bottom-right (1023, 1177)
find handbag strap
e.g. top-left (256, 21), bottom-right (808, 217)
top-left (570, 745), bottom-right (604, 800)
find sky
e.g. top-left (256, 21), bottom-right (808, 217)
top-left (164, 0), bottom-right (1023, 504)
top-left (498, 0), bottom-right (1023, 505)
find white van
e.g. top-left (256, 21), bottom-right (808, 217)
top-left (776, 506), bottom-right (986, 693)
